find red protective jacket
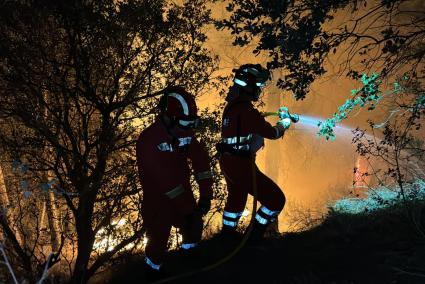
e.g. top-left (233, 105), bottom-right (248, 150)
top-left (136, 118), bottom-right (213, 225)
top-left (221, 99), bottom-right (280, 143)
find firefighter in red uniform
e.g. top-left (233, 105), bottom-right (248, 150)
top-left (217, 64), bottom-right (292, 242)
top-left (136, 86), bottom-right (213, 280)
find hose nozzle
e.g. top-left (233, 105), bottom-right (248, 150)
top-left (263, 107), bottom-right (299, 123)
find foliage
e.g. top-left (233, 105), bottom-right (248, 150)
top-left (317, 72), bottom-right (424, 239)
top-left (216, 0), bottom-right (425, 99)
top-left (317, 73), bottom-right (382, 140)
top-left (0, 0), bottom-right (218, 282)
top-left (318, 70), bottom-right (424, 233)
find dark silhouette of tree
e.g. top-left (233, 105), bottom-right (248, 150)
top-left (216, 0), bottom-right (425, 99)
top-left (0, 0), bottom-right (218, 282)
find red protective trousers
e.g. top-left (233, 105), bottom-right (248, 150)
top-left (220, 153), bottom-right (285, 214)
top-left (136, 119), bottom-right (213, 265)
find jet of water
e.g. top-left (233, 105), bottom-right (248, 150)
top-left (296, 115), bottom-right (354, 133)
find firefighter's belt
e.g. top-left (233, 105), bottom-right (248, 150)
top-left (195, 171), bottom-right (213, 181)
top-left (215, 142), bottom-right (251, 157)
top-left (221, 134), bottom-right (252, 144)
top-left (165, 184), bottom-right (185, 199)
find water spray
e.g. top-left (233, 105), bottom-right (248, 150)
top-left (263, 107), bottom-right (354, 134)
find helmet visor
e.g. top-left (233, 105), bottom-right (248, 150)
top-left (234, 66), bottom-right (270, 88)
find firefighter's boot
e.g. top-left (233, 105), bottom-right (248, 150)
top-left (180, 243), bottom-right (202, 262)
top-left (216, 225), bottom-right (243, 252)
top-left (246, 220), bottom-right (268, 245)
top-left (143, 264), bottom-right (161, 283)
top-left (221, 225), bottom-right (243, 241)
top-left (247, 205), bottom-right (281, 245)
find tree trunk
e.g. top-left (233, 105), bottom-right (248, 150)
top-left (45, 190), bottom-right (61, 251)
top-left (0, 162), bottom-right (11, 213)
top-left (41, 171), bottom-right (62, 252)
top-left (0, 163), bottom-right (33, 277)
top-left (39, 200), bottom-right (46, 231)
top-left (0, 162), bottom-right (9, 241)
top-left (0, 162), bottom-right (23, 244)
top-left (41, 92), bottom-right (62, 251)
top-left (69, 191), bottom-right (95, 284)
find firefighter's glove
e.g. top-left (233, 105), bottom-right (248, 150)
top-left (196, 198), bottom-right (211, 216)
top-left (277, 117), bottom-right (291, 130)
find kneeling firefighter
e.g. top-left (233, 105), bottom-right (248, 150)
top-left (136, 87), bottom-right (213, 280)
top-left (216, 64), bottom-right (291, 243)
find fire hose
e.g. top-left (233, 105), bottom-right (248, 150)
top-left (151, 107), bottom-right (299, 284)
top-left (151, 155), bottom-right (257, 284)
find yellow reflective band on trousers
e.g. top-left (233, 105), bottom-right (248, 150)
top-left (259, 205), bottom-right (280, 217)
top-left (223, 211), bottom-right (243, 219)
top-left (164, 184), bottom-right (185, 199)
top-left (223, 219), bottom-right (238, 227)
top-left (255, 214), bottom-right (269, 225)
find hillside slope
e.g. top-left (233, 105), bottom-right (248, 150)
top-left (103, 203), bottom-right (425, 284)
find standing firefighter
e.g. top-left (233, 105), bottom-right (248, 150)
top-left (136, 86), bottom-right (213, 280)
top-left (217, 64), bottom-right (291, 243)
